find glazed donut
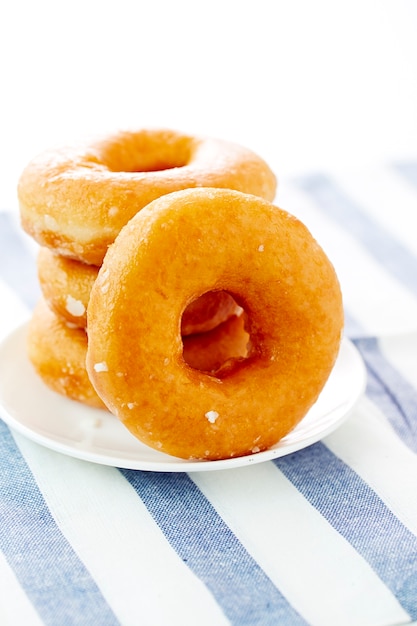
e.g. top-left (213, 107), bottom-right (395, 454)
top-left (18, 128), bottom-right (277, 265)
top-left (27, 298), bottom-right (105, 409)
top-left (86, 188), bottom-right (344, 461)
top-left (37, 246), bottom-right (239, 334)
top-left (182, 313), bottom-right (249, 374)
top-left (37, 247), bottom-right (97, 328)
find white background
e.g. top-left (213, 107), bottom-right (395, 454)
top-left (1, 0), bottom-right (417, 211)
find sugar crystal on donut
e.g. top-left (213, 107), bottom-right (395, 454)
top-left (205, 411), bottom-right (220, 424)
top-left (93, 361), bottom-right (108, 373)
top-left (65, 295), bottom-right (86, 317)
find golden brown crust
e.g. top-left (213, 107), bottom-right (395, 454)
top-left (86, 188), bottom-right (344, 461)
top-left (27, 298), bottom-right (105, 409)
top-left (18, 129), bottom-right (277, 265)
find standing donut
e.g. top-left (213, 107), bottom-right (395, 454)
top-left (86, 188), bottom-right (344, 461)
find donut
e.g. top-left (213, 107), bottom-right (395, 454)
top-left (182, 313), bottom-right (249, 374)
top-left (27, 298), bottom-right (105, 409)
top-left (18, 128), bottom-right (277, 265)
top-left (86, 188), bottom-right (344, 461)
top-left (37, 247), bottom-right (97, 328)
top-left (37, 246), bottom-right (239, 333)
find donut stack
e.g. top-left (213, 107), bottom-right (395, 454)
top-left (18, 129), bottom-right (277, 410)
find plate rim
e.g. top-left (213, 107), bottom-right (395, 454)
top-left (0, 324), bottom-right (366, 472)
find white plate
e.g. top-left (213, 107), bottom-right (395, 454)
top-left (0, 325), bottom-right (366, 472)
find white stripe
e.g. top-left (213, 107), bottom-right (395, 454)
top-left (278, 183), bottom-right (417, 335)
top-left (0, 549), bottom-right (44, 626)
top-left (192, 462), bottom-right (408, 626)
top-left (325, 395), bottom-right (417, 537)
top-left (379, 332), bottom-right (417, 389)
top-left (13, 434), bottom-right (229, 626)
top-left (332, 165), bottom-right (417, 256)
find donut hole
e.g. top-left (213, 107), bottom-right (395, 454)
top-left (97, 132), bottom-right (192, 173)
top-left (182, 291), bottom-right (251, 376)
top-left (118, 150), bottom-right (191, 173)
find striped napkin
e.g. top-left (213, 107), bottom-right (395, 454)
top-left (1, 160), bottom-right (417, 626)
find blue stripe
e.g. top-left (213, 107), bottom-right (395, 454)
top-left (344, 300), bottom-right (417, 454)
top-left (0, 212), bottom-right (39, 310)
top-left (296, 174), bottom-right (417, 297)
top-left (120, 469), bottom-right (307, 626)
top-left (275, 442), bottom-right (417, 619)
top-left (395, 160), bottom-right (417, 188)
top-left (0, 419), bottom-right (119, 626)
top-left (354, 336), bottom-right (417, 453)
